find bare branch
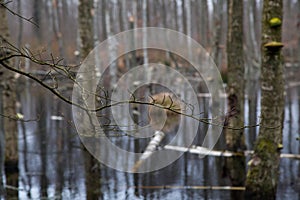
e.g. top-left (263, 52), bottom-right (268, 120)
top-left (0, 1), bottom-right (39, 27)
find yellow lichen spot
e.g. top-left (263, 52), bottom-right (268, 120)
top-left (269, 17), bottom-right (282, 27)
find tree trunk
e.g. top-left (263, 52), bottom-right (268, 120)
top-left (181, 0), bottom-right (187, 34)
top-left (52, 0), bottom-right (66, 65)
top-left (225, 1), bottom-right (246, 199)
top-left (226, 0), bottom-right (246, 151)
top-left (0, 87), bottom-right (4, 200)
top-left (78, 0), bottom-right (102, 199)
top-left (78, 0), bottom-right (94, 58)
top-left (200, 0), bottom-right (209, 48)
top-left (245, 0), bottom-right (284, 199)
top-left (33, 0), bottom-right (43, 41)
top-left (0, 0), bottom-right (19, 197)
top-left (244, 0), bottom-right (262, 150)
top-left (298, 0), bottom-right (300, 63)
top-left (211, 0), bottom-right (225, 68)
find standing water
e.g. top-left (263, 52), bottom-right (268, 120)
top-left (8, 68), bottom-right (300, 199)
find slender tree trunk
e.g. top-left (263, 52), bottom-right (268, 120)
top-left (33, 0), bottom-right (43, 41)
top-left (244, 0), bottom-right (261, 150)
top-left (225, 1), bottom-right (246, 199)
top-left (78, 0), bottom-right (102, 199)
top-left (52, 0), bottom-right (66, 65)
top-left (118, 0), bottom-right (124, 31)
top-left (45, 0), bottom-right (54, 48)
top-left (173, 0), bottom-right (178, 31)
top-left (17, 0), bottom-right (23, 50)
top-left (38, 97), bottom-right (48, 198)
top-left (181, 0), bottom-right (187, 34)
top-left (142, 0), bottom-right (148, 65)
top-left (78, 0), bottom-right (94, 60)
top-left (298, 0), bottom-right (300, 63)
top-left (93, 0), bottom-right (101, 77)
top-left (0, 1), bottom-right (19, 198)
top-left (245, 0), bottom-right (284, 199)
top-left (0, 87), bottom-right (4, 199)
top-left (101, 0), bottom-right (107, 41)
top-left (211, 0), bottom-right (223, 67)
top-left (200, 0), bottom-right (209, 48)
top-left (226, 0), bottom-right (246, 151)
top-left (185, 0), bottom-right (192, 61)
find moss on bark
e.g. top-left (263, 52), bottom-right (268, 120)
top-left (245, 0), bottom-right (284, 199)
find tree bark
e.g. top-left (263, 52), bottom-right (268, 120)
top-left (200, 0), bottom-right (209, 48)
top-left (0, 0), bottom-right (19, 197)
top-left (226, 0), bottom-right (246, 151)
top-left (52, 0), bottom-right (66, 65)
top-left (33, 0), bottom-right (43, 41)
top-left (78, 0), bottom-right (94, 59)
top-left (245, 0), bottom-right (284, 199)
top-left (78, 0), bottom-right (102, 199)
top-left (225, 1), bottom-right (246, 199)
top-left (298, 0), bottom-right (300, 63)
top-left (211, 0), bottom-right (226, 68)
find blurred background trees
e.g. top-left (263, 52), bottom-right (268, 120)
top-left (0, 0), bottom-right (300, 199)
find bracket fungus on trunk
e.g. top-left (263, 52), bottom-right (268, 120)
top-left (264, 41), bottom-right (284, 52)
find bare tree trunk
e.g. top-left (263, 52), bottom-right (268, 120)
top-left (33, 0), bottom-right (43, 41)
top-left (78, 0), bottom-right (94, 59)
top-left (226, 1), bottom-right (246, 151)
top-left (211, 0), bottom-right (225, 68)
top-left (17, 0), bottom-right (23, 50)
top-left (38, 97), bottom-right (48, 198)
top-left (0, 0), bottom-right (18, 197)
top-left (173, 0), bottom-right (178, 31)
top-left (184, 0), bottom-right (192, 61)
top-left (93, 0), bottom-right (101, 77)
top-left (298, 0), bottom-right (300, 63)
top-left (107, 0), bottom-right (118, 86)
top-left (160, 0), bottom-right (171, 62)
top-left (244, 0), bottom-right (261, 150)
top-left (142, 0), bottom-right (148, 65)
top-left (118, 0), bottom-right (124, 31)
top-left (245, 0), bottom-right (284, 199)
top-left (181, 0), bottom-right (187, 34)
top-left (101, 0), bottom-right (107, 41)
top-left (0, 87), bottom-right (4, 199)
top-left (200, 0), bottom-right (209, 48)
top-left (225, 1), bottom-right (246, 199)
top-left (52, 0), bottom-right (66, 65)
top-left (78, 0), bottom-right (102, 199)
top-left (45, 0), bottom-right (54, 48)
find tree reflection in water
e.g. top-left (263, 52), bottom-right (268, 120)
top-left (12, 82), bottom-right (300, 200)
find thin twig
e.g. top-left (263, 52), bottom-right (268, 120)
top-left (0, 2), bottom-right (39, 27)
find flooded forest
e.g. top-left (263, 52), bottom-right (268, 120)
top-left (0, 0), bottom-right (300, 199)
